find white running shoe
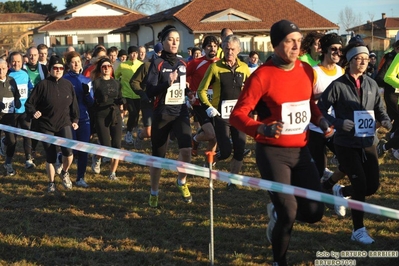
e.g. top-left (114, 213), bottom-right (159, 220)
top-left (266, 203), bottom-right (277, 243)
top-left (55, 152), bottom-right (63, 174)
top-left (91, 154), bottom-right (101, 174)
top-left (60, 171), bottom-right (72, 189)
top-left (25, 159), bottom-right (36, 169)
top-left (351, 227), bottom-right (375, 244)
top-left (332, 184), bottom-right (346, 217)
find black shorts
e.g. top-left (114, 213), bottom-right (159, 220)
top-left (192, 105), bottom-right (212, 126)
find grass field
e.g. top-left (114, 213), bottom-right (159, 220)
top-left (0, 133), bottom-right (398, 266)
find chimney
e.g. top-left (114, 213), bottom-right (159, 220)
top-left (382, 13), bottom-right (386, 19)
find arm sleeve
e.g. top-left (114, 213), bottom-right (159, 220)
top-left (145, 61), bottom-right (170, 98)
top-left (11, 79), bottom-right (21, 109)
top-left (384, 53), bottom-right (399, 89)
top-left (197, 63), bottom-right (215, 108)
top-left (317, 84), bottom-right (344, 129)
top-left (129, 63), bottom-right (147, 96)
top-left (70, 85), bottom-right (80, 124)
top-left (230, 74), bottom-right (265, 138)
top-left (25, 83), bottom-right (41, 118)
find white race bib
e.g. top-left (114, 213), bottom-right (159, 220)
top-left (281, 100), bottom-right (310, 135)
top-left (221, 99), bottom-right (237, 119)
top-left (18, 84), bottom-right (28, 98)
top-left (164, 75), bottom-right (186, 105)
top-left (2, 97), bottom-right (15, 113)
top-left (354, 110), bottom-right (375, 137)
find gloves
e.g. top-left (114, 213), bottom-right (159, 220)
top-left (263, 121), bottom-right (284, 138)
top-left (82, 83), bottom-right (90, 95)
top-left (206, 106), bottom-right (220, 118)
top-left (381, 120), bottom-right (392, 131)
top-left (319, 117), bottom-right (334, 138)
top-left (342, 119), bottom-right (355, 132)
top-left (0, 102), bottom-right (5, 110)
top-left (138, 91), bottom-right (150, 104)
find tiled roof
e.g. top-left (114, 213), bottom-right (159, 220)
top-left (46, 0), bottom-right (141, 21)
top-left (0, 13), bottom-right (47, 22)
top-left (348, 17), bottom-right (399, 31)
top-left (38, 13), bottom-right (145, 32)
top-left (127, 0), bottom-right (338, 33)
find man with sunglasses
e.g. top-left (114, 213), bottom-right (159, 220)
top-left (25, 55), bottom-right (80, 193)
top-left (306, 33), bottom-right (348, 217)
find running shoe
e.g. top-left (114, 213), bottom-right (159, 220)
top-left (376, 139), bottom-right (387, 158)
top-left (76, 179), bottom-right (89, 188)
top-left (351, 227), bottom-right (375, 244)
top-left (332, 184), bottom-right (346, 217)
top-left (176, 180), bottom-right (192, 203)
top-left (91, 154), bottom-right (101, 174)
top-left (25, 159), bottom-right (36, 169)
top-left (60, 170), bottom-right (72, 189)
top-left (149, 194), bottom-right (158, 208)
top-left (4, 163), bottom-right (15, 176)
top-left (48, 182), bottom-right (56, 193)
top-left (109, 173), bottom-right (119, 180)
top-left (124, 131), bottom-right (134, 144)
top-left (55, 152), bottom-right (63, 174)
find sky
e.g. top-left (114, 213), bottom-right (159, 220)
top-left (10, 0), bottom-right (399, 33)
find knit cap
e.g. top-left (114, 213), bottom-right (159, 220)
top-left (270, 20), bottom-right (300, 47)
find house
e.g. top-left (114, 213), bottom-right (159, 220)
top-left (113, 0), bottom-right (338, 58)
top-left (0, 13), bottom-right (47, 54)
top-left (347, 13), bottom-right (399, 51)
top-left (33, 0), bottom-right (145, 55)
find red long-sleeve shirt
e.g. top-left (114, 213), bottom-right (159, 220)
top-left (230, 59), bottom-right (323, 148)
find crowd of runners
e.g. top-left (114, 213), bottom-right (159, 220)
top-left (1, 21), bottom-right (399, 266)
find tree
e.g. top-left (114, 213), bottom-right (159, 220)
top-left (65, 0), bottom-right (89, 8)
top-left (0, 1), bottom-right (57, 14)
top-left (338, 6), bottom-right (363, 33)
top-left (110, 0), bottom-right (188, 14)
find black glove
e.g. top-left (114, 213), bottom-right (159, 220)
top-left (319, 117), bottom-right (334, 138)
top-left (319, 118), bottom-right (330, 132)
top-left (0, 102), bottom-right (5, 110)
top-left (82, 83), bottom-right (90, 95)
top-left (263, 121), bottom-right (284, 138)
top-left (137, 90), bottom-right (150, 104)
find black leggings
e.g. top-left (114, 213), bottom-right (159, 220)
top-left (3, 113), bottom-right (32, 160)
top-left (41, 126), bottom-right (74, 163)
top-left (95, 110), bottom-right (122, 149)
top-left (334, 144), bottom-right (379, 230)
top-left (213, 116), bottom-right (246, 161)
top-left (125, 98), bottom-right (141, 132)
top-left (256, 144), bottom-right (324, 264)
top-left (307, 130), bottom-right (336, 177)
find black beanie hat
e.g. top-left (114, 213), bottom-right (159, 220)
top-left (48, 55), bottom-right (63, 70)
top-left (270, 20), bottom-right (301, 48)
top-left (319, 33), bottom-right (342, 53)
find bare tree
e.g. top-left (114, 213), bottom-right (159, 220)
top-left (338, 6), bottom-right (363, 33)
top-left (110, 0), bottom-right (187, 14)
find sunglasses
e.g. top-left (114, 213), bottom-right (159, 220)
top-left (101, 64), bottom-right (112, 70)
top-left (330, 47), bottom-right (342, 52)
top-left (52, 66), bottom-right (64, 71)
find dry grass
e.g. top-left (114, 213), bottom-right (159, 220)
top-left (0, 134), bottom-right (398, 266)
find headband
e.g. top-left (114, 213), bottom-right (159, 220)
top-left (346, 46), bottom-right (369, 62)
